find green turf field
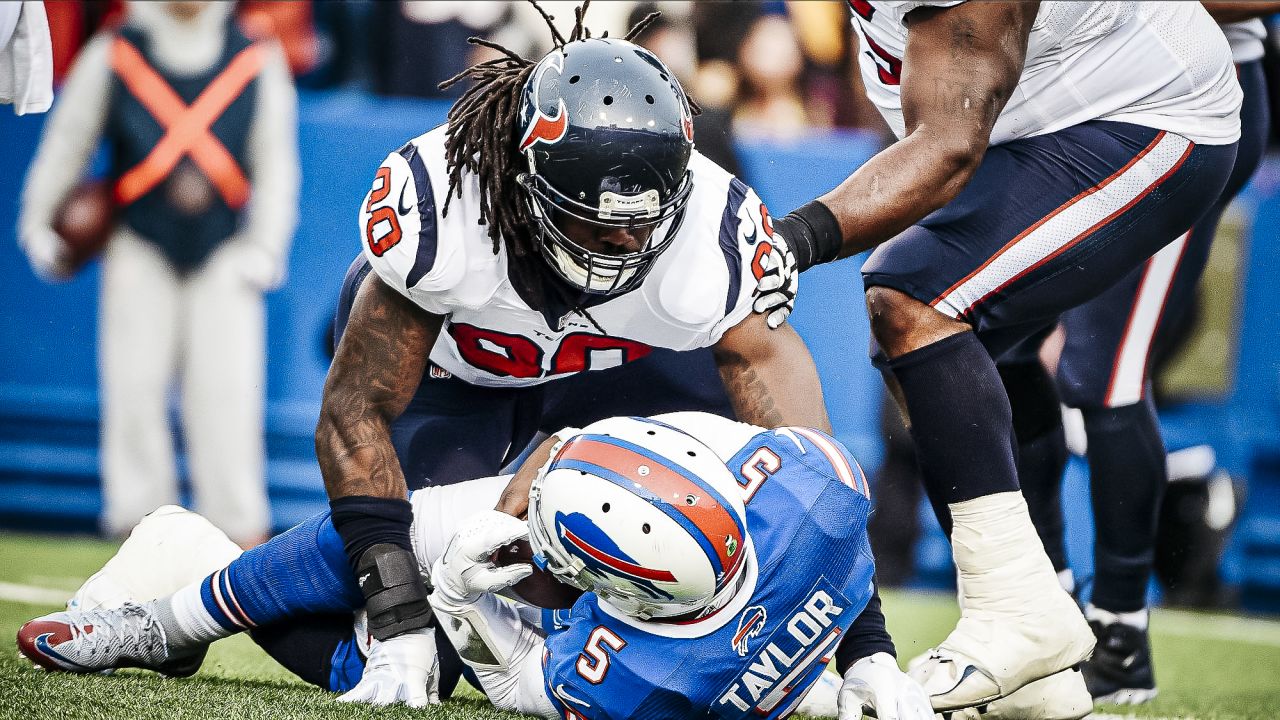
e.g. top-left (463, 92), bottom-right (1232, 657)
top-left (1, 531), bottom-right (1278, 720)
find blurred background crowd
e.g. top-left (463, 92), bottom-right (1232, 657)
top-left (44, 0), bottom-right (893, 143)
top-left (4, 1), bottom-right (1280, 615)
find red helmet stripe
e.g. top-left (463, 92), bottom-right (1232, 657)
top-left (561, 526), bottom-right (677, 582)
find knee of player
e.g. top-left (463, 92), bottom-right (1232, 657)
top-left (864, 286), bottom-right (957, 352)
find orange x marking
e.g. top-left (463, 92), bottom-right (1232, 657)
top-left (110, 37), bottom-right (264, 209)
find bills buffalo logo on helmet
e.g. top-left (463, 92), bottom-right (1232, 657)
top-left (732, 605), bottom-right (767, 657)
top-left (554, 510), bottom-right (677, 601)
top-left (519, 51), bottom-right (569, 152)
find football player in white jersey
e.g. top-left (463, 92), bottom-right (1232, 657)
top-left (754, 1), bottom-right (1243, 714)
top-left (308, 6), bottom-right (880, 705)
top-left (1018, 2), bottom-right (1280, 708)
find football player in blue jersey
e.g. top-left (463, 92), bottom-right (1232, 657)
top-left (20, 412), bottom-right (934, 720)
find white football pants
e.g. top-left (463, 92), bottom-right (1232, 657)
top-left (98, 230), bottom-right (268, 544)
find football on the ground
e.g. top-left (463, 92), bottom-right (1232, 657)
top-left (491, 538), bottom-right (582, 609)
top-left (53, 181), bottom-right (115, 272)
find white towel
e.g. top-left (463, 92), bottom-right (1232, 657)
top-left (0, 1), bottom-right (53, 115)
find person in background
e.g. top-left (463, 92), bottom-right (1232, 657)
top-left (732, 10), bottom-right (824, 140)
top-left (16, 0), bottom-right (298, 548)
top-left (369, 2), bottom-right (518, 100)
top-left (0, 0), bottom-right (52, 115)
top-left (238, 1), bottom-right (319, 79)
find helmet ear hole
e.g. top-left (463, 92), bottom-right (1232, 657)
top-left (603, 96), bottom-right (614, 105)
top-left (569, 75), bottom-right (580, 84)
top-left (642, 523), bottom-right (651, 534)
top-left (645, 95), bottom-right (654, 104)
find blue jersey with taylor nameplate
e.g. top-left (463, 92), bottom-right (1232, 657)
top-left (541, 427), bottom-right (876, 720)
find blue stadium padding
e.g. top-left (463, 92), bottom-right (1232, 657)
top-left (741, 131), bottom-right (887, 467)
top-left (2, 90), bottom-right (1279, 608)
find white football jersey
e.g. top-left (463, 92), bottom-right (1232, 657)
top-left (1221, 20), bottom-right (1266, 64)
top-left (851, 1), bottom-right (1242, 146)
top-left (357, 125), bottom-right (775, 387)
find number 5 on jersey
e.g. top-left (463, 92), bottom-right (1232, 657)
top-left (577, 626), bottom-right (626, 684)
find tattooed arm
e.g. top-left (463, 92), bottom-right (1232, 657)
top-left (713, 311), bottom-right (833, 432)
top-left (316, 274), bottom-right (444, 501)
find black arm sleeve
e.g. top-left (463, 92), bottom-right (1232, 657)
top-left (835, 581), bottom-right (897, 673)
top-left (771, 199), bottom-right (844, 271)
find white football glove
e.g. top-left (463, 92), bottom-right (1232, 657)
top-left (752, 232), bottom-right (798, 329)
top-left (337, 627), bottom-right (440, 708)
top-left (19, 226), bottom-right (73, 282)
top-left (432, 510), bottom-right (533, 607)
top-left (839, 652), bottom-right (935, 720)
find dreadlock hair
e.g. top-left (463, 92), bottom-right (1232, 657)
top-left (436, 0), bottom-right (676, 266)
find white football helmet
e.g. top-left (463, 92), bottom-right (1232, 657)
top-left (528, 416), bottom-right (753, 620)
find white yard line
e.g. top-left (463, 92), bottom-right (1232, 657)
top-left (0, 581), bottom-right (68, 606)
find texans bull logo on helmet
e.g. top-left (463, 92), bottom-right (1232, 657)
top-left (519, 51), bottom-right (569, 152)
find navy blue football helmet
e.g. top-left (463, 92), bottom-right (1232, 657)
top-left (516, 38), bottom-right (695, 295)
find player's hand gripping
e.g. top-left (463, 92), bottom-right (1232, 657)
top-left (338, 627), bottom-right (440, 708)
top-left (839, 652), bottom-right (935, 720)
top-left (752, 232), bottom-right (798, 329)
top-left (432, 510), bottom-right (533, 607)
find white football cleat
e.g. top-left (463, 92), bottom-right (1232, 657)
top-left (941, 669), bottom-right (1092, 720)
top-left (910, 493), bottom-right (1094, 711)
top-left (18, 602), bottom-right (204, 677)
top-left (70, 505), bottom-right (243, 611)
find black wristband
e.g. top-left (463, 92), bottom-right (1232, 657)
top-left (329, 495), bottom-right (414, 572)
top-left (775, 200), bottom-right (843, 271)
top-left (834, 581), bottom-right (897, 673)
top-left (355, 543), bottom-right (435, 640)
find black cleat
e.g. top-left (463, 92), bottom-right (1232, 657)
top-left (1081, 618), bottom-right (1157, 705)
